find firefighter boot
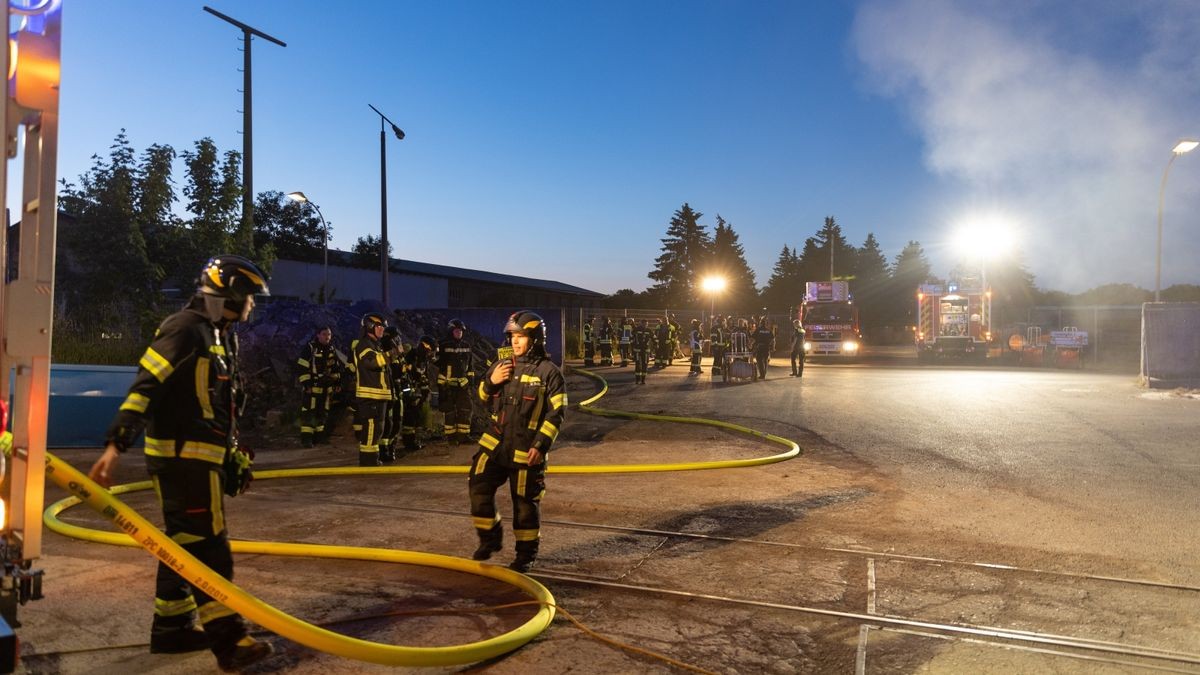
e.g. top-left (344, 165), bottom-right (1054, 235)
top-left (217, 637), bottom-right (275, 673)
top-left (300, 431), bottom-right (314, 449)
top-left (472, 525), bottom-right (503, 561)
top-left (150, 621), bottom-right (210, 654)
top-left (510, 541), bottom-right (538, 574)
top-left (403, 433), bottom-right (422, 451)
top-left (379, 444), bottom-right (396, 464)
top-left (358, 450), bottom-right (381, 467)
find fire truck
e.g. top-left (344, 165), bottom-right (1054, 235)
top-left (916, 283), bottom-right (991, 362)
top-left (0, 0), bottom-right (63, 669)
top-left (800, 281), bottom-right (861, 358)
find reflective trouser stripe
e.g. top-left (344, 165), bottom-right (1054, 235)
top-left (513, 528), bottom-right (539, 542)
top-left (155, 596), bottom-right (198, 617)
top-left (473, 515), bottom-right (500, 530)
top-left (198, 600), bottom-right (236, 625)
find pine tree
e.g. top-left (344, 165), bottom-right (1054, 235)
top-left (708, 215), bottom-right (758, 312)
top-left (889, 241), bottom-right (933, 326)
top-left (761, 245), bottom-right (803, 312)
top-left (182, 138), bottom-right (241, 262)
top-left (855, 233), bottom-right (890, 330)
top-left (813, 216), bottom-right (856, 281)
top-left (648, 203), bottom-right (711, 307)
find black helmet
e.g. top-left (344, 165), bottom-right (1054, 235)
top-left (418, 334), bottom-right (438, 355)
top-left (198, 254), bottom-right (269, 301)
top-left (448, 318), bottom-right (466, 332)
top-left (361, 312), bottom-right (389, 330)
top-left (504, 310), bottom-right (546, 351)
top-left (690, 319), bottom-right (699, 328)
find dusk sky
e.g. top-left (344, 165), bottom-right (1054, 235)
top-left (46, 0), bottom-right (1200, 295)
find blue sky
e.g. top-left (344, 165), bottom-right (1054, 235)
top-left (43, 0), bottom-right (1200, 294)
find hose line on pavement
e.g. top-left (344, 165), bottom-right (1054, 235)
top-left (42, 366), bottom-right (801, 668)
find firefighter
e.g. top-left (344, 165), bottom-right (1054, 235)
top-left (618, 317), bottom-right (632, 367)
top-left (654, 318), bottom-right (670, 367)
top-left (598, 317), bottom-right (614, 366)
top-left (469, 311), bottom-right (566, 573)
top-left (667, 313), bottom-right (681, 364)
top-left (379, 325), bottom-right (407, 461)
top-left (355, 312), bottom-right (392, 466)
top-left (710, 316), bottom-right (728, 376)
top-left (790, 318), bottom-right (806, 377)
top-left (582, 315), bottom-right (595, 366)
top-left (296, 325), bottom-right (340, 447)
top-left (400, 335), bottom-right (437, 451)
top-left (632, 317), bottom-right (654, 384)
top-left (438, 318), bottom-right (475, 444)
top-left (753, 317), bottom-right (775, 380)
top-left (88, 255), bottom-right (274, 672)
top-left (688, 319), bottom-right (703, 376)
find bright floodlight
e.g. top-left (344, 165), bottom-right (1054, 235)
top-left (1172, 139), bottom-right (1199, 155)
top-left (286, 191), bottom-right (309, 203)
top-left (955, 222), bottom-right (1015, 260)
top-left (701, 276), bottom-right (727, 292)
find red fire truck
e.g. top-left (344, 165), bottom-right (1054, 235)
top-left (800, 281), bottom-right (861, 358)
top-left (916, 283), bottom-right (992, 362)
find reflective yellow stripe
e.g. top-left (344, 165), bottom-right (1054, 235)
top-left (478, 381), bottom-right (488, 401)
top-left (513, 449), bottom-right (530, 465)
top-left (171, 531), bottom-right (205, 545)
top-left (197, 600), bottom-right (236, 624)
top-left (210, 344), bottom-right (226, 356)
top-left (528, 391), bottom-right (544, 430)
top-left (179, 441), bottom-right (226, 464)
top-left (357, 385), bottom-right (391, 400)
top-left (472, 515), bottom-right (500, 530)
top-left (139, 347), bottom-right (173, 382)
top-left (144, 436), bottom-right (175, 457)
top-left (538, 420), bottom-right (559, 441)
top-left (210, 470), bottom-right (224, 535)
top-left (119, 392), bottom-right (149, 413)
top-left (479, 434), bottom-right (499, 451)
top-left (517, 468), bottom-right (527, 495)
top-left (473, 452), bottom-right (489, 475)
top-left (519, 374), bottom-right (541, 384)
top-left (155, 596), bottom-right (198, 617)
top-left (550, 393), bottom-right (567, 410)
top-left (196, 358), bottom-right (213, 420)
top-left (297, 358), bottom-right (310, 368)
top-left (513, 528), bottom-right (540, 542)
top-left (298, 373), bottom-right (312, 383)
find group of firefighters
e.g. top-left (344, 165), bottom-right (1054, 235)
top-left (584, 314), bottom-right (808, 382)
top-left (89, 255), bottom-right (567, 670)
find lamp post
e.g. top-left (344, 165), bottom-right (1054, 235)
top-left (368, 104), bottom-right (405, 308)
top-left (701, 276), bottom-right (727, 326)
top-left (1155, 139), bottom-right (1198, 302)
top-left (286, 191), bottom-right (329, 304)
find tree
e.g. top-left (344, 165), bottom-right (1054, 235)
top-left (1073, 283), bottom-right (1151, 305)
top-left (889, 241), bottom-right (933, 326)
top-left (135, 143), bottom-right (189, 295)
top-left (814, 216), bottom-right (856, 281)
top-left (182, 138), bottom-right (242, 260)
top-left (1161, 284), bottom-right (1200, 302)
top-left (854, 233), bottom-right (890, 329)
top-left (648, 203), bottom-right (711, 307)
top-left (353, 234), bottom-right (394, 265)
top-left (760, 245), bottom-right (802, 312)
top-left (253, 190), bottom-right (328, 263)
top-left (57, 130), bottom-right (156, 333)
top-left (707, 215), bottom-right (757, 312)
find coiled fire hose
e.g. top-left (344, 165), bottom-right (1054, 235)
top-left (42, 366), bottom-right (801, 667)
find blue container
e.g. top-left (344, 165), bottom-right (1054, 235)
top-left (44, 364), bottom-right (137, 448)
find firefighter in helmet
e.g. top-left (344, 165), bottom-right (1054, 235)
top-left (400, 335), bottom-right (437, 451)
top-left (688, 318), bottom-right (703, 376)
top-left (296, 325), bottom-right (340, 447)
top-left (631, 317), bottom-right (655, 384)
top-left (582, 315), bottom-right (596, 367)
top-left (469, 311), bottom-right (566, 573)
top-left (438, 318), bottom-right (476, 444)
top-left (89, 255), bottom-right (274, 671)
top-left (790, 318), bottom-right (806, 377)
top-left (354, 312), bottom-right (392, 466)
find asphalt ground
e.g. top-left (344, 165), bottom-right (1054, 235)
top-left (12, 349), bottom-right (1200, 674)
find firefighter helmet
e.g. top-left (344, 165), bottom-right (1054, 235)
top-left (361, 312), bottom-right (389, 331)
top-left (418, 335), bottom-right (438, 355)
top-left (198, 255), bottom-right (270, 300)
top-left (448, 318), bottom-right (467, 332)
top-left (504, 311), bottom-right (547, 351)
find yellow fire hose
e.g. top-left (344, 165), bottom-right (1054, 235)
top-left (41, 366), bottom-right (801, 667)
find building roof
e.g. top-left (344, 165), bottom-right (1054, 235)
top-left (329, 250), bottom-right (602, 297)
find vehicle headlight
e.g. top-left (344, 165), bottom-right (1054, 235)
top-left (842, 341), bottom-right (859, 352)
top-left (803, 342), bottom-right (812, 352)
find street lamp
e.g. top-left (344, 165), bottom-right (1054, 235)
top-left (1155, 139), bottom-right (1198, 302)
top-left (286, 191), bottom-right (329, 304)
top-left (368, 104), bottom-right (405, 308)
top-left (701, 276), bottom-right (727, 325)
